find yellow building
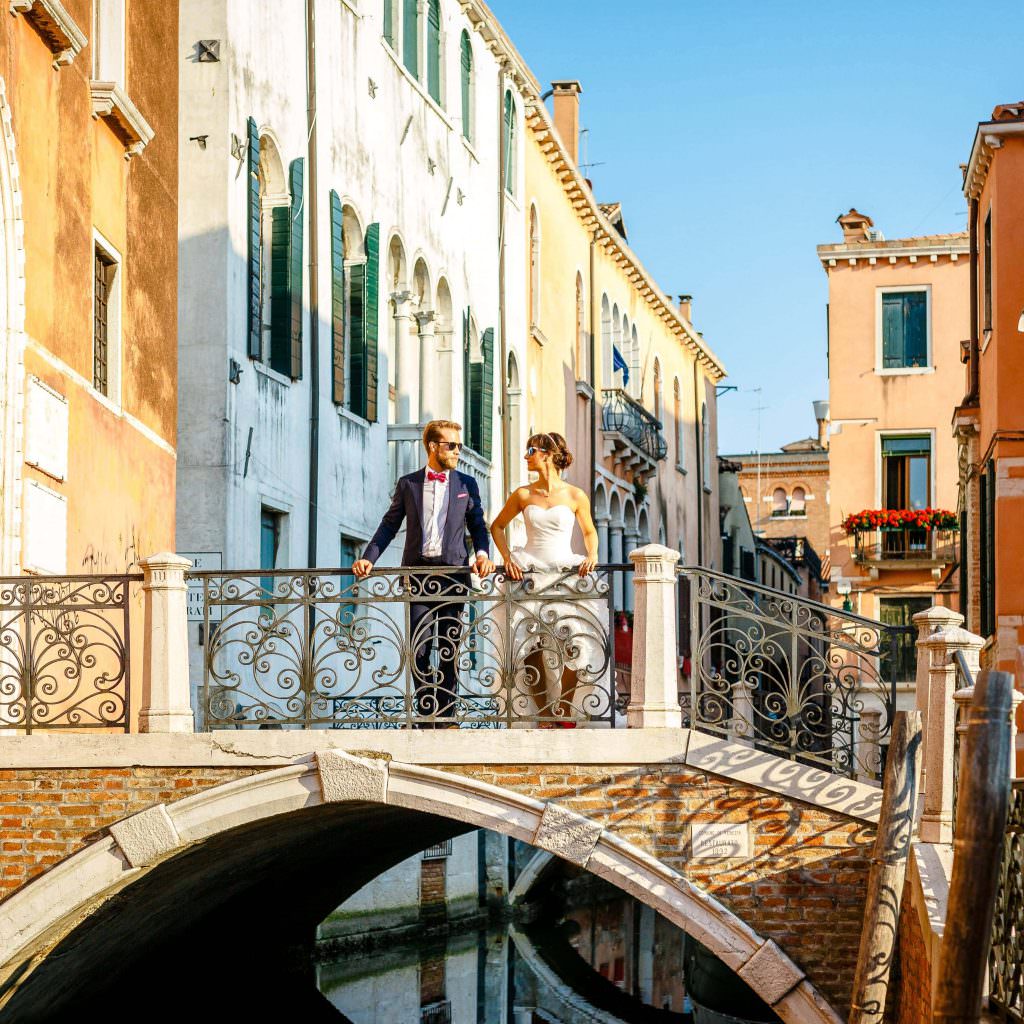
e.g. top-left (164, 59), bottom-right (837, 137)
top-left (521, 80), bottom-right (726, 574)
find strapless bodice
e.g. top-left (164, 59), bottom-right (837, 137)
top-left (515, 504), bottom-right (581, 570)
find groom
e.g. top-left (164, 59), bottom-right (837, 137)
top-left (353, 420), bottom-right (494, 726)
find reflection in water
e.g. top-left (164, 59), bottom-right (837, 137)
top-left (318, 865), bottom-right (780, 1024)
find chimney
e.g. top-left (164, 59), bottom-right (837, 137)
top-left (677, 294), bottom-right (693, 321)
top-left (551, 80), bottom-right (583, 166)
top-left (813, 399), bottom-right (830, 450)
top-left (836, 209), bottom-right (873, 243)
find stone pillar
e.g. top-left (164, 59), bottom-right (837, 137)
top-left (392, 292), bottom-right (417, 424)
top-left (912, 606), bottom-right (963, 766)
top-left (595, 515), bottom-right (610, 564)
top-left (627, 544), bottom-right (682, 729)
top-left (139, 553), bottom-right (195, 734)
top-left (415, 310), bottom-right (436, 422)
top-left (435, 324), bottom-right (455, 419)
top-left (729, 680), bottom-right (753, 745)
top-left (610, 522), bottom-right (624, 611)
top-left (857, 708), bottom-right (882, 784)
top-left (918, 624), bottom-right (984, 843)
top-left (624, 529), bottom-right (639, 613)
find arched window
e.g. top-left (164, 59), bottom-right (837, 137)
top-left (673, 377), bottom-right (684, 469)
top-left (529, 206), bottom-right (540, 327)
top-left (402, 0), bottom-right (418, 77)
top-left (791, 486), bottom-right (806, 516)
top-left (460, 30), bottom-right (473, 141)
top-left (653, 358), bottom-right (663, 423)
top-left (575, 273), bottom-right (585, 379)
top-left (772, 488), bottom-right (788, 516)
top-left (628, 323), bottom-right (640, 399)
top-left (600, 293), bottom-right (611, 384)
top-left (502, 90), bottom-right (517, 195)
top-left (426, 0), bottom-right (441, 103)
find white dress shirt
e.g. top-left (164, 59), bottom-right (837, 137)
top-left (421, 469), bottom-right (449, 558)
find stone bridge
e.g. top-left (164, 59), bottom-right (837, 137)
top-left (0, 729), bottom-right (883, 1023)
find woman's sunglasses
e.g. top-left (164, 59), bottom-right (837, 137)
top-left (525, 446), bottom-right (548, 457)
top-left (433, 441), bottom-right (462, 452)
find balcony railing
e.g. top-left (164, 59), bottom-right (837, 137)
top-left (852, 527), bottom-right (958, 566)
top-left (600, 389), bottom-right (668, 464)
top-left (387, 423), bottom-right (491, 496)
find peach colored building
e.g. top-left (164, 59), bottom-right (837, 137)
top-left (957, 103), bottom-right (1024, 693)
top-left (0, 1), bottom-right (178, 582)
top-left (818, 211), bottom-right (967, 688)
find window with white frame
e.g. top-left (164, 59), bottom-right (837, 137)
top-left (878, 287), bottom-right (930, 371)
top-left (92, 234), bottom-right (121, 401)
top-left (92, 0), bottom-right (125, 85)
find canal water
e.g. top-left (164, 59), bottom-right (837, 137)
top-left (317, 880), bottom-right (780, 1024)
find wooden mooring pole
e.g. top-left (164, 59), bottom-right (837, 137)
top-left (849, 710), bottom-right (923, 1024)
top-left (933, 668), bottom-right (1014, 1024)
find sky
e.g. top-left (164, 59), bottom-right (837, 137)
top-left (487, 0), bottom-right (1022, 454)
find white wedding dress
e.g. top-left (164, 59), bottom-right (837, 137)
top-left (496, 504), bottom-right (610, 723)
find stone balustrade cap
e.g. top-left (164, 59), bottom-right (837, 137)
top-left (139, 552), bottom-right (194, 569)
top-left (918, 625), bottom-right (985, 648)
top-left (628, 543), bottom-right (681, 564)
top-left (912, 606), bottom-right (964, 627)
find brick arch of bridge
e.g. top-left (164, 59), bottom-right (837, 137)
top-left (0, 750), bottom-right (874, 1022)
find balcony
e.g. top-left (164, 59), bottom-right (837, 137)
top-left (852, 527), bottom-right (958, 573)
top-left (387, 423), bottom-right (491, 495)
top-left (600, 389), bottom-right (667, 479)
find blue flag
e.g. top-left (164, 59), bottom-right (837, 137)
top-left (612, 345), bottom-right (630, 386)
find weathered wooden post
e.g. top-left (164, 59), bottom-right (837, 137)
top-left (932, 669), bottom-right (1014, 1024)
top-left (848, 710), bottom-right (922, 1024)
top-left (627, 544), bottom-right (682, 728)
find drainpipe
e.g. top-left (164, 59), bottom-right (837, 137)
top-left (693, 359), bottom-right (703, 565)
top-left (304, 0), bottom-right (321, 567)
top-left (968, 196), bottom-right (979, 403)
top-left (497, 70), bottom-right (510, 500)
top-left (589, 233), bottom-right (598, 506)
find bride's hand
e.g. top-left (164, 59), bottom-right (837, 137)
top-left (504, 558), bottom-right (525, 582)
top-left (578, 556), bottom-right (597, 577)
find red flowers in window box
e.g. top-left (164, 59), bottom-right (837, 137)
top-left (841, 508), bottom-right (958, 535)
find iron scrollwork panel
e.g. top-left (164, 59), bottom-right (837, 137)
top-left (0, 574), bottom-right (136, 731)
top-left (197, 566), bottom-right (621, 729)
top-left (989, 782), bottom-right (1024, 1021)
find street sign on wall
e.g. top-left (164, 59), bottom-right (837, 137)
top-left (180, 552), bottom-right (222, 622)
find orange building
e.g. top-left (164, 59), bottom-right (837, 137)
top-left (818, 211), bottom-right (967, 691)
top-left (0, 0), bottom-right (177, 579)
top-left (957, 102), bottom-right (1024, 684)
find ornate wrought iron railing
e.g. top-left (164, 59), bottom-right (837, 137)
top-left (989, 779), bottom-right (1024, 1021)
top-left (0, 573), bottom-right (139, 732)
top-left (600, 388), bottom-right (668, 462)
top-left (677, 567), bottom-right (911, 779)
top-left (852, 527), bottom-right (958, 565)
top-left (193, 565), bottom-right (629, 729)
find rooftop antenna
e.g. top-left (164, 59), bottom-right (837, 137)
top-left (578, 127), bottom-right (606, 176)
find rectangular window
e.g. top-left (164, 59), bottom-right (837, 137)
top-left (93, 249), bottom-right (115, 395)
top-left (340, 534), bottom-right (361, 623)
top-left (984, 210), bottom-right (992, 332)
top-left (980, 461), bottom-right (996, 637)
top-left (881, 435), bottom-right (931, 510)
top-left (260, 507), bottom-right (283, 610)
top-left (878, 597), bottom-right (931, 682)
top-left (881, 290), bottom-right (928, 369)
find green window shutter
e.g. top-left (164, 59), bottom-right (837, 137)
top-left (269, 206), bottom-right (291, 374)
top-left (383, 0), bottom-right (394, 47)
top-left (903, 291), bottom-right (926, 367)
top-left (348, 261), bottom-right (366, 416)
top-left (460, 32), bottom-right (472, 141)
top-left (426, 0), bottom-right (441, 102)
top-left (402, 0), bottom-right (418, 76)
top-left (246, 118), bottom-right (261, 359)
top-left (364, 223), bottom-right (380, 423)
top-left (462, 308), bottom-right (472, 446)
top-left (480, 327), bottom-right (494, 461)
top-left (881, 293), bottom-right (903, 368)
top-left (329, 190), bottom-right (345, 405)
top-left (269, 159), bottom-right (304, 378)
top-left (287, 159), bottom-right (304, 379)
top-left (503, 91), bottom-right (515, 194)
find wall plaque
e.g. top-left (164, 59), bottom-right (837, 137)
top-left (690, 822), bottom-right (751, 861)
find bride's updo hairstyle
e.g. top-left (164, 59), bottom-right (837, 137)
top-left (528, 432), bottom-right (574, 471)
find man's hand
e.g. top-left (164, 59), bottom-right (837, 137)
top-left (352, 559), bottom-right (373, 579)
top-left (473, 554), bottom-right (495, 577)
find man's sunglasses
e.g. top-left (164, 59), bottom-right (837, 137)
top-left (433, 441), bottom-right (462, 452)
top-left (525, 446), bottom-right (548, 457)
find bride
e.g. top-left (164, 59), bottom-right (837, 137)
top-left (489, 433), bottom-right (605, 727)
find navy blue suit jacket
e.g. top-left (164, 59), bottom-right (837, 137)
top-left (362, 469), bottom-right (490, 567)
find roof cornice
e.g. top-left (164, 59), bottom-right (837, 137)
top-left (816, 237), bottom-right (968, 270)
top-left (457, 0), bottom-right (727, 381)
top-left (963, 119), bottom-right (1024, 200)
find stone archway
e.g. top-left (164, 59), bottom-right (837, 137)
top-left (0, 754), bottom-right (841, 1023)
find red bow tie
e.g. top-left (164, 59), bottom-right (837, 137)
top-left (427, 470), bottom-right (447, 483)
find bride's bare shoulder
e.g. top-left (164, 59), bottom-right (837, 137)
top-left (511, 486), bottom-right (532, 505)
top-left (568, 485), bottom-right (590, 507)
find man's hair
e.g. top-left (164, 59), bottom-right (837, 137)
top-left (422, 419), bottom-right (462, 450)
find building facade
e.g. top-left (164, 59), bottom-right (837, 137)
top-left (523, 82), bottom-right (726, 578)
top-left (818, 211), bottom-right (967, 692)
top-left (1, 0), bottom-right (178, 580)
top-left (177, 0), bottom-right (534, 708)
top-left (957, 102), bottom-right (1024, 688)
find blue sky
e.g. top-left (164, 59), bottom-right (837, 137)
top-left (488, 0), bottom-right (1022, 454)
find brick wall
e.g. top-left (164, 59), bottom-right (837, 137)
top-left (419, 857), bottom-right (447, 924)
top-left (453, 764), bottom-right (873, 1015)
top-left (888, 881), bottom-right (931, 1024)
top-left (0, 767), bottom-right (257, 898)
